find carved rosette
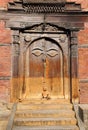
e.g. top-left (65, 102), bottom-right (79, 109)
top-left (57, 34), bottom-right (68, 55)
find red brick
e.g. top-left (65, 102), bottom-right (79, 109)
top-left (78, 48), bottom-right (88, 79)
top-left (0, 21), bottom-right (11, 44)
top-left (78, 29), bottom-right (88, 44)
top-left (79, 82), bottom-right (88, 104)
top-left (0, 46), bottom-right (11, 76)
top-left (0, 80), bottom-right (10, 102)
top-left (0, 0), bottom-right (13, 9)
top-left (85, 23), bottom-right (88, 28)
top-left (67, 0), bottom-right (88, 10)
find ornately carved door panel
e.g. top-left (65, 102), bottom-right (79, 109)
top-left (25, 38), bottom-right (64, 99)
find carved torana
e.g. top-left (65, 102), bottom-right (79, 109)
top-left (23, 23), bottom-right (66, 33)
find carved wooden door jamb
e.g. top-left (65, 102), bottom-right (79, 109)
top-left (70, 31), bottom-right (79, 103)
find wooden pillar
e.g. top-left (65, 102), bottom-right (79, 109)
top-left (18, 33), bottom-right (25, 100)
top-left (70, 31), bottom-right (79, 103)
top-left (11, 30), bottom-right (20, 102)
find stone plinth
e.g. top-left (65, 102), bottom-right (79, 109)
top-left (79, 105), bottom-right (88, 130)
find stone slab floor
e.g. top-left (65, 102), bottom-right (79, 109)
top-left (0, 102), bottom-right (13, 130)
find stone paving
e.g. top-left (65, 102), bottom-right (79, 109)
top-left (0, 102), bottom-right (13, 130)
top-left (0, 102), bottom-right (88, 130)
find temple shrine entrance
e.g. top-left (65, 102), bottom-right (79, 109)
top-left (6, 0), bottom-right (85, 104)
top-left (7, 0), bottom-right (84, 103)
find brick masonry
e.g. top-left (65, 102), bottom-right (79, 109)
top-left (79, 82), bottom-right (88, 103)
top-left (0, 0), bottom-right (13, 9)
top-left (78, 25), bottom-right (88, 103)
top-left (0, 0), bottom-right (88, 103)
top-left (0, 46), bottom-right (11, 76)
top-left (0, 20), bottom-right (11, 102)
top-left (0, 21), bottom-right (11, 44)
top-left (0, 80), bottom-right (10, 102)
top-left (67, 0), bottom-right (88, 10)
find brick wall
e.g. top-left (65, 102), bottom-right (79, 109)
top-left (79, 82), bottom-right (88, 103)
top-left (0, 20), bottom-right (12, 102)
top-left (0, 21), bottom-right (11, 43)
top-left (67, 0), bottom-right (88, 10)
top-left (0, 80), bottom-right (10, 102)
top-left (68, 0), bottom-right (88, 104)
top-left (0, 0), bottom-right (88, 103)
top-left (0, 0), bottom-right (13, 9)
top-left (78, 30), bottom-right (88, 103)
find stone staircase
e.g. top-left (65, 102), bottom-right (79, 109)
top-left (11, 100), bottom-right (79, 130)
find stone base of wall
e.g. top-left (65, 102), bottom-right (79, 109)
top-left (79, 105), bottom-right (88, 130)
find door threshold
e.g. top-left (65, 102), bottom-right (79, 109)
top-left (19, 98), bottom-right (70, 104)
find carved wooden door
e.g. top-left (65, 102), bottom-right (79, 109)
top-left (25, 38), bottom-right (64, 99)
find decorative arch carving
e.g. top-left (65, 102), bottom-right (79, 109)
top-left (22, 35), bottom-right (68, 56)
top-left (22, 23), bottom-right (67, 33)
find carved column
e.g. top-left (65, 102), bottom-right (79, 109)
top-left (19, 33), bottom-right (28, 101)
top-left (70, 31), bottom-right (79, 103)
top-left (11, 30), bottom-right (20, 102)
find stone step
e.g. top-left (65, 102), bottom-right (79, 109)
top-left (14, 117), bottom-right (77, 126)
top-left (17, 103), bottom-right (73, 110)
top-left (21, 99), bottom-right (70, 104)
top-left (15, 109), bottom-right (75, 118)
top-left (13, 125), bottom-right (79, 130)
top-left (0, 121), bottom-right (8, 130)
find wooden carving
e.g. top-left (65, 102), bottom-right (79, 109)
top-left (32, 48), bottom-right (58, 57)
top-left (13, 35), bottom-right (20, 56)
top-left (8, 0), bottom-right (81, 13)
top-left (23, 23), bottom-right (66, 33)
top-left (71, 44), bottom-right (78, 57)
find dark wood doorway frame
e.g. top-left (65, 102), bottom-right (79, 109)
top-left (19, 33), bottom-right (69, 101)
top-left (10, 22), bottom-right (79, 103)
